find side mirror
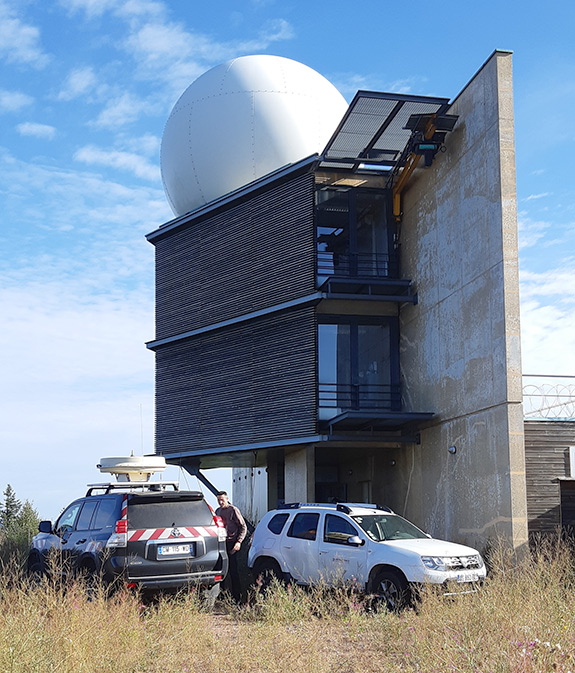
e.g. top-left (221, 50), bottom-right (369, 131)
top-left (347, 535), bottom-right (364, 547)
top-left (38, 520), bottom-right (53, 534)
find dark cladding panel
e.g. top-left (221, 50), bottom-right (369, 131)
top-left (524, 420), bottom-right (575, 535)
top-left (155, 306), bottom-right (316, 454)
top-left (153, 172), bottom-right (315, 340)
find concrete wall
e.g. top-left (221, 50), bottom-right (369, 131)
top-left (398, 50), bottom-right (527, 550)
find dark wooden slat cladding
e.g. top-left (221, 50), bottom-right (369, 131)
top-left (155, 306), bottom-right (317, 454)
top-left (524, 420), bottom-right (575, 534)
top-left (152, 173), bottom-right (315, 341)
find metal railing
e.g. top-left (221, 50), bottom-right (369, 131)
top-left (318, 383), bottom-right (401, 412)
top-left (316, 251), bottom-right (399, 278)
top-left (523, 375), bottom-right (575, 420)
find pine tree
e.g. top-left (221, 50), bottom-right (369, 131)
top-left (0, 484), bottom-right (21, 531)
top-left (11, 500), bottom-right (40, 547)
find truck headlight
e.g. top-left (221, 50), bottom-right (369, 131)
top-left (421, 555), bottom-right (484, 571)
top-left (421, 556), bottom-right (456, 571)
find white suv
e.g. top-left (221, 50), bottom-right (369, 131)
top-left (248, 503), bottom-right (486, 609)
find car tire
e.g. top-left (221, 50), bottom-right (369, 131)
top-left (27, 557), bottom-right (46, 584)
top-left (201, 583), bottom-right (221, 610)
top-left (370, 569), bottom-right (409, 612)
top-left (253, 559), bottom-right (282, 592)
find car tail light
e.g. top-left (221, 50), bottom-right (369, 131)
top-left (214, 574), bottom-right (223, 582)
top-left (213, 514), bottom-right (227, 541)
top-left (106, 519), bottom-right (128, 548)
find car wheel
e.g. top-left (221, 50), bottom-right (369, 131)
top-left (77, 564), bottom-right (101, 599)
top-left (371, 569), bottom-right (409, 612)
top-left (201, 583), bottom-right (221, 610)
top-left (27, 557), bottom-right (46, 585)
top-left (253, 560), bottom-right (282, 592)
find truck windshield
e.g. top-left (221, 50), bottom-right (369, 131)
top-left (351, 514), bottom-right (427, 541)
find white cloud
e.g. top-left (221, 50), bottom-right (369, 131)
top-left (0, 279), bottom-right (156, 518)
top-left (59, 0), bottom-right (119, 18)
top-left (16, 121), bottom-right (56, 139)
top-left (91, 92), bottom-right (158, 128)
top-left (61, 0), bottom-right (164, 19)
top-left (520, 262), bottom-right (575, 375)
top-left (0, 147), bottom-right (170, 239)
top-left (123, 15), bottom-right (295, 97)
top-left (236, 17), bottom-right (294, 49)
top-left (74, 145), bottom-right (159, 181)
top-left (0, 88), bottom-right (34, 112)
top-left (58, 66), bottom-right (98, 101)
top-left (0, 0), bottom-right (49, 67)
top-left (124, 133), bottom-right (160, 158)
top-left (526, 192), bottom-right (550, 201)
top-left (517, 212), bottom-right (552, 250)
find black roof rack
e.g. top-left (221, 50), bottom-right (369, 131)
top-left (85, 481), bottom-right (181, 496)
top-left (277, 502), bottom-right (393, 513)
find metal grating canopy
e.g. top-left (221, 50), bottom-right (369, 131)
top-left (320, 91), bottom-right (451, 173)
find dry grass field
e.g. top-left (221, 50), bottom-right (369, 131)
top-left (1, 539), bottom-right (575, 673)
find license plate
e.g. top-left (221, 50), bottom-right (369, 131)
top-left (158, 544), bottom-right (192, 556)
top-left (457, 572), bottom-right (479, 583)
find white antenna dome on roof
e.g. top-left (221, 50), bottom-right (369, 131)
top-left (161, 54), bottom-right (348, 217)
top-left (97, 455), bottom-right (167, 482)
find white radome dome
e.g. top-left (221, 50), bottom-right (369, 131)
top-left (161, 55), bottom-right (348, 217)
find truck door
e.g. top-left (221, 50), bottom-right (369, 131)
top-left (53, 501), bottom-right (83, 578)
top-left (280, 512), bottom-right (320, 584)
top-left (318, 513), bottom-right (368, 586)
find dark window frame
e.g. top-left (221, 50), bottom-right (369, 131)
top-left (314, 186), bottom-right (397, 279)
top-left (323, 514), bottom-right (360, 545)
top-left (287, 513), bottom-right (320, 541)
top-left (267, 513), bottom-right (290, 535)
top-left (317, 315), bottom-right (400, 412)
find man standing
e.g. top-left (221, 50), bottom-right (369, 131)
top-left (215, 490), bottom-right (247, 602)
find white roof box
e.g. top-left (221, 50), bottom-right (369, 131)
top-left (97, 455), bottom-right (167, 482)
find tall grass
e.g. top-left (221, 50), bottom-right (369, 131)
top-left (2, 538), bottom-right (575, 672)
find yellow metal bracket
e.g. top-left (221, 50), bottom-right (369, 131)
top-left (392, 116), bottom-right (438, 222)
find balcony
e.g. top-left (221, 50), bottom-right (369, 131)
top-left (316, 251), bottom-right (416, 303)
top-left (317, 251), bottom-right (398, 278)
top-left (319, 382), bottom-right (401, 412)
top-left (318, 382), bottom-right (433, 436)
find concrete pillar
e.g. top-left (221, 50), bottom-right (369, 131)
top-left (266, 461), bottom-right (279, 511)
top-left (284, 446), bottom-right (315, 503)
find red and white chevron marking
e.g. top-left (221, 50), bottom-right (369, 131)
top-left (127, 526), bottom-right (218, 542)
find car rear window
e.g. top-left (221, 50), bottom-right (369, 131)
top-left (127, 493), bottom-right (213, 529)
top-left (267, 513), bottom-right (289, 535)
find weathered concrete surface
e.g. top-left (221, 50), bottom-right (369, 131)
top-left (398, 51), bottom-right (527, 550)
top-left (284, 445), bottom-right (315, 503)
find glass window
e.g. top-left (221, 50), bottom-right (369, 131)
top-left (324, 514), bottom-right (359, 545)
top-left (75, 499), bottom-right (99, 531)
top-left (318, 318), bottom-right (397, 412)
top-left (351, 514), bottom-right (427, 541)
top-left (127, 494), bottom-right (213, 528)
top-left (267, 513), bottom-right (289, 535)
top-left (315, 188), bottom-right (393, 279)
top-left (93, 497), bottom-right (120, 530)
top-left (287, 513), bottom-right (319, 540)
top-left (55, 502), bottom-right (82, 534)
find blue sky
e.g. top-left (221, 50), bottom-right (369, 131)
top-left (1, 0), bottom-right (574, 518)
